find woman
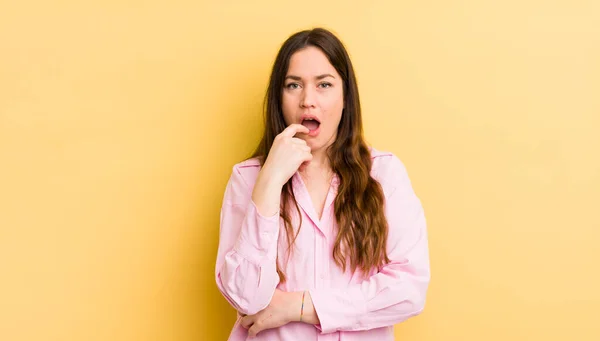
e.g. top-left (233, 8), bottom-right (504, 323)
top-left (215, 27), bottom-right (430, 340)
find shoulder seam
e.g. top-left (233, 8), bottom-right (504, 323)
top-left (370, 149), bottom-right (394, 159)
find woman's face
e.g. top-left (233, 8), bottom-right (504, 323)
top-left (281, 46), bottom-right (344, 151)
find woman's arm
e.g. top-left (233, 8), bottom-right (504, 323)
top-left (214, 165), bottom-right (283, 315)
top-left (307, 155), bottom-right (431, 333)
top-left (215, 124), bottom-right (312, 316)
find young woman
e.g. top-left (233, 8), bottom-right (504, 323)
top-left (215, 27), bottom-right (430, 341)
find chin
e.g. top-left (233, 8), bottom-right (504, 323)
top-left (310, 141), bottom-right (327, 151)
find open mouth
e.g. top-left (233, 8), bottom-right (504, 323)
top-left (301, 118), bottom-right (321, 132)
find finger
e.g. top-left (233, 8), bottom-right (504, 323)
top-left (281, 124), bottom-right (310, 138)
top-left (291, 137), bottom-right (307, 145)
top-left (298, 154), bottom-right (312, 173)
top-left (240, 315), bottom-right (254, 329)
top-left (294, 143), bottom-right (311, 152)
top-left (248, 322), bottom-right (262, 337)
top-left (250, 313), bottom-right (274, 337)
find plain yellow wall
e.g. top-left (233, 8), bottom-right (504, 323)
top-left (1, 1), bottom-right (599, 340)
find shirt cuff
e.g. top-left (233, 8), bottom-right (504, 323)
top-left (309, 287), bottom-right (367, 333)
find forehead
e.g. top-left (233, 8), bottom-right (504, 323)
top-left (287, 46), bottom-right (338, 77)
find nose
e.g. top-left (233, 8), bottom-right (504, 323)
top-left (300, 86), bottom-right (316, 108)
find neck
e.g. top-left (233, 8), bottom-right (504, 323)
top-left (310, 147), bottom-right (329, 168)
top-left (309, 134), bottom-right (336, 170)
top-left (300, 135), bottom-right (336, 178)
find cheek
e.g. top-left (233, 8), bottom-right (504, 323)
top-left (322, 95), bottom-right (344, 124)
top-left (281, 93), bottom-right (296, 125)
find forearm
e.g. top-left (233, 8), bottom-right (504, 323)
top-left (286, 291), bottom-right (320, 325)
top-left (251, 168), bottom-right (284, 217)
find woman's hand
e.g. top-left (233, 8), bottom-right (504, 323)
top-left (261, 124), bottom-right (312, 188)
top-left (240, 289), bottom-right (303, 337)
top-left (251, 124), bottom-right (312, 217)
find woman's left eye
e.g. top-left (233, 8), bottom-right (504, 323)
top-left (319, 83), bottom-right (332, 88)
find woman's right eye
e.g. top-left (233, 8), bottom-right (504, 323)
top-left (285, 83), bottom-right (300, 89)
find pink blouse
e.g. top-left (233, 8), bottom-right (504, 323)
top-left (215, 147), bottom-right (430, 340)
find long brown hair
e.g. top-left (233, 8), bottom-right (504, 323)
top-left (251, 28), bottom-right (390, 282)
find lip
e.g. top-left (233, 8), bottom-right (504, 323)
top-left (307, 125), bottom-right (320, 137)
top-left (300, 114), bottom-right (321, 124)
top-left (300, 114), bottom-right (321, 137)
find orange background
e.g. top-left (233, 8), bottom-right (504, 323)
top-left (1, 1), bottom-right (599, 340)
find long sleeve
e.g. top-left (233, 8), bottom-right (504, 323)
top-left (215, 164), bottom-right (281, 315)
top-left (309, 155), bottom-right (431, 333)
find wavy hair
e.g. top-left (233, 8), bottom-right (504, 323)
top-left (251, 28), bottom-right (389, 282)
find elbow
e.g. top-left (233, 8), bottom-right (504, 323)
top-left (395, 279), bottom-right (429, 321)
top-left (215, 272), bottom-right (249, 314)
top-left (411, 297), bottom-right (426, 317)
top-left (398, 291), bottom-right (426, 320)
top-left (214, 251), bottom-right (280, 315)
top-left (393, 290), bottom-right (426, 324)
top-left (413, 273), bottom-right (430, 313)
top-left (215, 271), bottom-right (272, 316)
top-left (410, 278), bottom-right (429, 316)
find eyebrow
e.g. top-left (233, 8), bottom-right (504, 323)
top-left (284, 74), bottom-right (335, 81)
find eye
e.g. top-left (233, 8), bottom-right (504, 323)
top-left (318, 82), bottom-right (332, 88)
top-left (285, 83), bottom-right (300, 89)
